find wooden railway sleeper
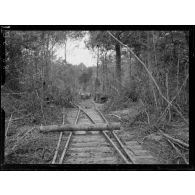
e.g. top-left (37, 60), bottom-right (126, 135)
top-left (78, 104), bottom-right (132, 164)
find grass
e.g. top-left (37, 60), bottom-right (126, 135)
top-left (4, 103), bottom-right (67, 164)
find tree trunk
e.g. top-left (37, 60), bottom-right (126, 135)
top-left (40, 122), bottom-right (121, 133)
top-left (147, 32), bottom-right (153, 96)
top-left (104, 52), bottom-right (108, 94)
top-left (96, 46), bottom-right (99, 79)
top-left (64, 40), bottom-right (67, 64)
top-left (115, 42), bottom-right (121, 88)
top-left (7, 32), bottom-right (20, 93)
top-left (102, 53), bottom-right (105, 93)
top-left (41, 32), bottom-right (46, 101)
top-left (152, 31), bottom-right (158, 67)
top-left (184, 31), bottom-right (189, 47)
top-left (129, 51), bottom-right (132, 82)
top-left (44, 33), bottom-right (50, 93)
top-left (166, 72), bottom-right (171, 122)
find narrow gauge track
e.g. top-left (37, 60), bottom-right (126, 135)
top-left (51, 102), bottom-right (135, 164)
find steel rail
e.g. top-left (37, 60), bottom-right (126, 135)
top-left (58, 109), bottom-right (80, 164)
top-left (51, 132), bottom-right (63, 164)
top-left (102, 131), bottom-right (130, 164)
top-left (52, 101), bottom-right (133, 164)
top-left (93, 102), bottom-right (135, 164)
top-left (78, 103), bottom-right (131, 164)
top-left (52, 107), bottom-right (67, 164)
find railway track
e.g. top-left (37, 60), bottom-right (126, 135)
top-left (51, 102), bottom-right (135, 164)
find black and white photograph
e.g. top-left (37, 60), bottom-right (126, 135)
top-left (0, 26), bottom-right (192, 170)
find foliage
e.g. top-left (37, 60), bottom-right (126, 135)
top-left (78, 67), bottom-right (93, 84)
top-left (2, 30), bottom-right (189, 124)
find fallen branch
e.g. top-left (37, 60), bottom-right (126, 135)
top-left (156, 74), bottom-right (189, 124)
top-left (5, 114), bottom-right (12, 138)
top-left (166, 138), bottom-right (188, 164)
top-left (5, 113), bottom-right (32, 122)
top-left (107, 114), bottom-right (122, 121)
top-left (10, 127), bottom-right (36, 152)
top-left (159, 131), bottom-right (189, 148)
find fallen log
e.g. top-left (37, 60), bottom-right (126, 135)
top-left (40, 122), bottom-right (120, 133)
top-left (108, 114), bottom-right (122, 120)
top-left (166, 138), bottom-right (189, 164)
top-left (160, 131), bottom-right (189, 149)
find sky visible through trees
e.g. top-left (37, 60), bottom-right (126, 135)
top-left (56, 33), bottom-right (96, 67)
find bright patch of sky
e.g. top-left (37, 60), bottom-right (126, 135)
top-left (55, 35), bottom-right (97, 67)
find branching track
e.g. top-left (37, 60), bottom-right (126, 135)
top-left (51, 102), bottom-right (135, 164)
top-left (50, 101), bottom-right (157, 164)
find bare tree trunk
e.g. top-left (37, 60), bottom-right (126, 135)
top-left (64, 40), bottom-right (67, 64)
top-left (96, 46), bottom-right (99, 79)
top-left (104, 52), bottom-right (108, 94)
top-left (44, 32), bottom-right (50, 93)
top-left (152, 31), bottom-right (158, 68)
top-left (184, 31), bottom-right (189, 47)
top-left (34, 52), bottom-right (38, 73)
top-left (184, 61), bottom-right (189, 104)
top-left (102, 52), bottom-right (105, 93)
top-left (41, 32), bottom-right (46, 101)
top-left (166, 72), bottom-right (171, 122)
top-left (152, 85), bottom-right (159, 112)
top-left (94, 46), bottom-right (100, 95)
top-left (129, 51), bottom-right (132, 81)
top-left (147, 32), bottom-right (155, 102)
top-left (176, 49), bottom-right (180, 92)
top-left (115, 42), bottom-right (121, 89)
top-left (152, 31), bottom-right (159, 112)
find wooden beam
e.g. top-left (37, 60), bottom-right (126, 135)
top-left (40, 123), bottom-right (120, 133)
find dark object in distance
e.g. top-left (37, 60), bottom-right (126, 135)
top-left (99, 96), bottom-right (108, 103)
top-left (80, 92), bottom-right (91, 100)
top-left (124, 91), bottom-right (138, 102)
top-left (44, 96), bottom-right (54, 104)
top-left (94, 93), bottom-right (109, 104)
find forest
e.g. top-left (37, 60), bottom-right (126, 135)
top-left (1, 30), bottom-right (189, 165)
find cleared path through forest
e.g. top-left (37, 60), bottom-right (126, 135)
top-left (53, 99), bottom-right (159, 164)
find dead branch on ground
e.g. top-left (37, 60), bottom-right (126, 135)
top-left (156, 73), bottom-right (189, 124)
top-left (107, 114), bottom-right (122, 121)
top-left (5, 114), bottom-right (13, 138)
top-left (6, 127), bottom-right (36, 155)
top-left (166, 138), bottom-right (188, 164)
top-left (159, 130), bottom-right (189, 149)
